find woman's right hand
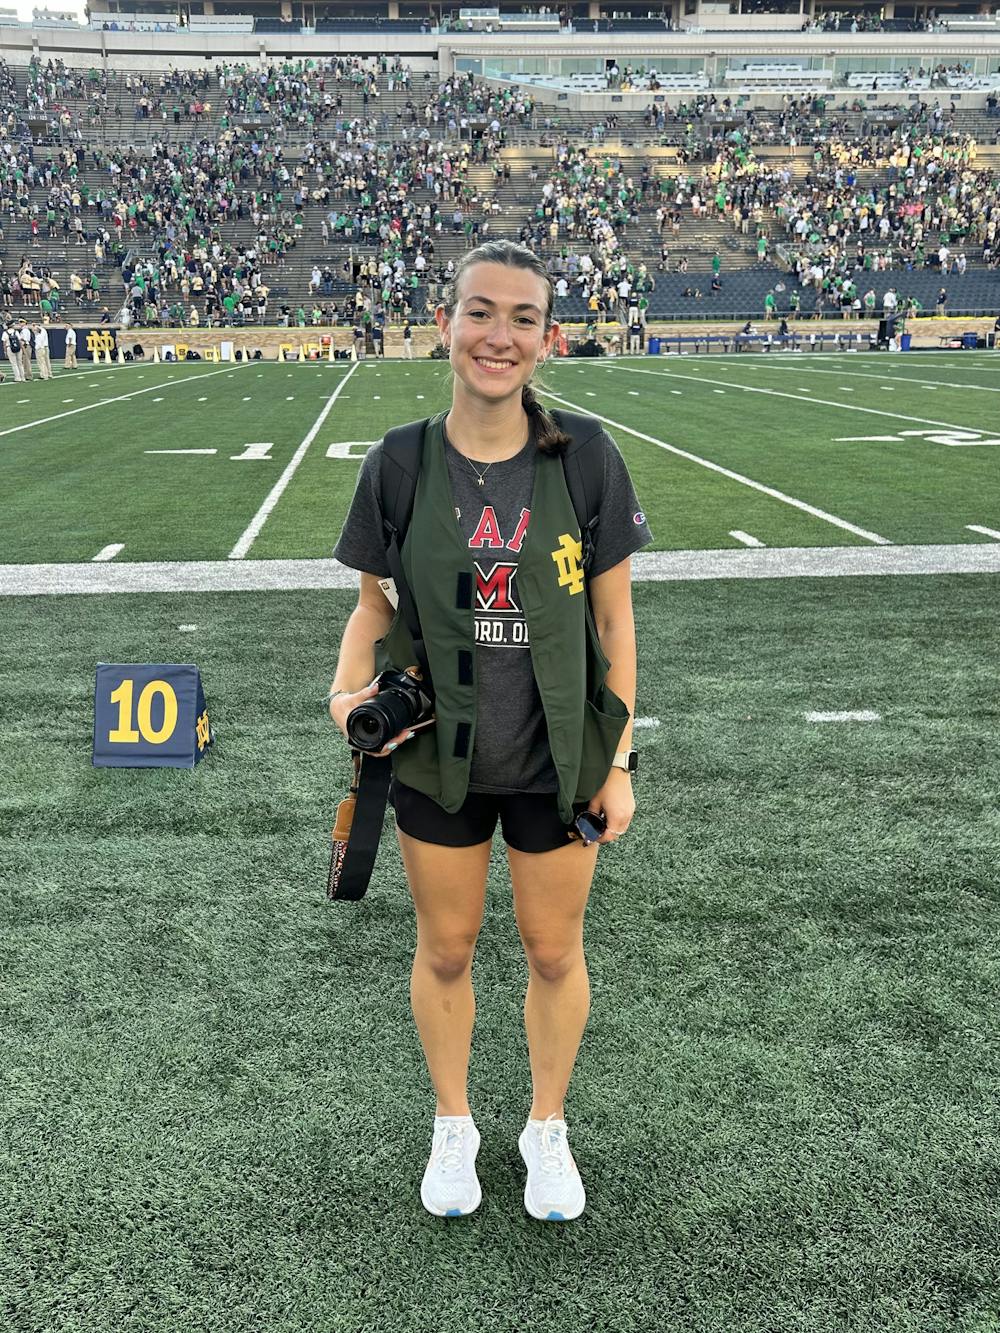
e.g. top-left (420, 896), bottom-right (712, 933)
top-left (329, 680), bottom-right (417, 759)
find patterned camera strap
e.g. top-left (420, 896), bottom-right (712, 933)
top-left (332, 752), bottom-right (393, 901)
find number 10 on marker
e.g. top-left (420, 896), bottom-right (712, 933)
top-left (93, 664), bottom-right (213, 768)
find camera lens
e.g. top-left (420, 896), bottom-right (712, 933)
top-left (353, 714), bottom-right (383, 741)
top-left (346, 688), bottom-right (419, 752)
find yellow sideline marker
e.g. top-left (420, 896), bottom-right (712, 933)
top-left (204, 347), bottom-right (220, 363)
top-left (151, 347), bottom-right (160, 364)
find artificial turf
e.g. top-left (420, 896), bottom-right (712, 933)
top-left (2, 573), bottom-right (997, 1332)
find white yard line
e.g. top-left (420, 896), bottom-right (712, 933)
top-left (730, 531), bottom-right (765, 547)
top-left (967, 525), bottom-right (1000, 541)
top-left (228, 363), bottom-right (358, 559)
top-left (805, 710), bottom-right (881, 723)
top-left (91, 543), bottom-right (123, 562)
top-left (745, 362), bottom-right (1000, 394)
top-left (699, 353), bottom-right (994, 367)
top-left (3, 543), bottom-right (999, 596)
top-left (539, 387), bottom-right (891, 545)
top-left (0, 364), bottom-right (244, 440)
top-left (0, 361), bottom-right (126, 389)
top-left (605, 364), bottom-right (999, 436)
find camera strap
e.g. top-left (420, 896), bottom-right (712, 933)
top-left (328, 751), bottom-right (393, 901)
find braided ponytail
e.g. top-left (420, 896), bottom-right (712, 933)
top-left (522, 383), bottom-right (572, 457)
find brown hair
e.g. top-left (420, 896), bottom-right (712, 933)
top-left (439, 240), bottom-right (572, 457)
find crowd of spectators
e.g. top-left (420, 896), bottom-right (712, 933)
top-left (1, 80), bottom-right (519, 329)
top-left (802, 10), bottom-right (949, 32)
top-left (2, 56), bottom-right (540, 143)
top-left (3, 54), bottom-right (1000, 328)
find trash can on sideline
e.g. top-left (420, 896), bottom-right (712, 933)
top-left (647, 337), bottom-right (661, 355)
top-left (900, 333), bottom-right (912, 351)
top-left (962, 332), bottom-right (977, 349)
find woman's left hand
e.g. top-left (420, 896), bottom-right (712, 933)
top-left (588, 768), bottom-right (636, 847)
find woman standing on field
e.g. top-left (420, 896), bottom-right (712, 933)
top-left (329, 241), bottom-right (651, 1221)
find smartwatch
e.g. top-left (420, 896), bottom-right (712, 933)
top-left (611, 750), bottom-right (638, 773)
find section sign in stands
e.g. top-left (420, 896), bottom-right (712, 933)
top-left (93, 664), bottom-right (213, 768)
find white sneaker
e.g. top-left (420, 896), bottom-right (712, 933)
top-left (420, 1115), bottom-right (482, 1217)
top-left (518, 1116), bottom-right (586, 1221)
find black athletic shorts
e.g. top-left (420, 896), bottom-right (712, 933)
top-left (390, 777), bottom-right (588, 854)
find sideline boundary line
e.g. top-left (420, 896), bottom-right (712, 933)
top-left (0, 362), bottom-right (131, 389)
top-left (604, 363), bottom-right (999, 435)
top-left (3, 543), bottom-right (998, 596)
top-left (538, 388), bottom-right (891, 545)
top-left (227, 361), bottom-right (359, 559)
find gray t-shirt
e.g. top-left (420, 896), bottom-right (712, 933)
top-left (333, 419), bottom-right (653, 794)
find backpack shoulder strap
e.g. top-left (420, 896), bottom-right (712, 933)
top-left (379, 417), bottom-right (429, 548)
top-left (378, 417), bottom-right (433, 690)
top-left (550, 408), bottom-right (605, 573)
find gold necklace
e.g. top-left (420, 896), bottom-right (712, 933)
top-left (465, 457), bottom-right (495, 487)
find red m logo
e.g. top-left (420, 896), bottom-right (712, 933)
top-left (475, 562), bottom-right (520, 612)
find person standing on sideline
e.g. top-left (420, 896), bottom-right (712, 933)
top-left (402, 318), bottom-right (413, 358)
top-left (34, 322), bottom-right (53, 380)
top-left (18, 320), bottom-right (33, 381)
top-left (64, 323), bottom-right (77, 369)
top-left (3, 323), bottom-right (23, 381)
top-left (329, 240), bottom-right (651, 1223)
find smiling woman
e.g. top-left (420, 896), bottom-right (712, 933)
top-left (433, 252), bottom-right (563, 460)
top-left (328, 239), bottom-right (652, 1224)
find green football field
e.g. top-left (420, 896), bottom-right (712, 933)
top-left (1, 349), bottom-right (999, 562)
top-left (2, 352), bottom-right (999, 1333)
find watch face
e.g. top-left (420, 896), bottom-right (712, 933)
top-left (627, 751), bottom-right (638, 772)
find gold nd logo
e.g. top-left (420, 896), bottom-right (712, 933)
top-left (551, 534), bottom-right (584, 596)
top-left (196, 709), bottom-right (211, 751)
top-left (86, 330), bottom-right (114, 356)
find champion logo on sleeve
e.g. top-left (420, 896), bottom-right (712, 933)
top-left (633, 511), bottom-right (646, 525)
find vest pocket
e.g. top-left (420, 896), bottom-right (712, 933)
top-left (575, 694), bottom-right (629, 803)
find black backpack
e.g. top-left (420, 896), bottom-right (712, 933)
top-left (379, 408), bottom-right (605, 576)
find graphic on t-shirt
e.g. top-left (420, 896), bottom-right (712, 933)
top-left (474, 561), bottom-right (528, 645)
top-left (468, 506), bottom-right (531, 553)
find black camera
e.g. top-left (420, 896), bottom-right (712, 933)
top-left (345, 669), bottom-right (434, 753)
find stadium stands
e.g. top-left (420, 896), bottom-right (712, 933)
top-left (2, 48), bottom-right (999, 334)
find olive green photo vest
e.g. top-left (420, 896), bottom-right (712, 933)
top-left (375, 413), bottom-right (628, 824)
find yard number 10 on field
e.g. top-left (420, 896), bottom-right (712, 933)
top-left (93, 664), bottom-right (214, 769)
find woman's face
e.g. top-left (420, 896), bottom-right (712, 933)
top-left (436, 262), bottom-right (559, 408)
